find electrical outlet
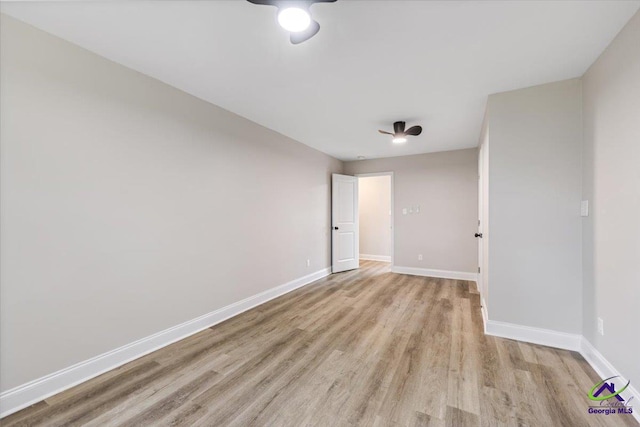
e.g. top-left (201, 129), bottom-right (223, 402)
top-left (306, 259), bottom-right (310, 267)
top-left (597, 317), bottom-right (604, 335)
top-left (418, 254), bottom-right (423, 261)
top-left (581, 200), bottom-right (589, 217)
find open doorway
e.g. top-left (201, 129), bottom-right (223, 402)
top-left (357, 173), bottom-right (393, 265)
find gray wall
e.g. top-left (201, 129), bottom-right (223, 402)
top-left (582, 11), bottom-right (640, 388)
top-left (487, 78), bottom-right (583, 333)
top-left (345, 149), bottom-right (478, 273)
top-left (358, 176), bottom-right (391, 258)
top-left (0, 15), bottom-right (342, 391)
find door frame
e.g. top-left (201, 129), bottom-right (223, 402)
top-left (477, 143), bottom-right (484, 299)
top-left (354, 172), bottom-right (395, 268)
top-left (478, 127), bottom-right (489, 317)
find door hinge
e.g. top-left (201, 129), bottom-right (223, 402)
top-left (478, 267), bottom-right (481, 273)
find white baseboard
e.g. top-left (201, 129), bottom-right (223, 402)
top-left (359, 254), bottom-right (391, 262)
top-left (484, 321), bottom-right (638, 423)
top-left (580, 338), bottom-right (640, 424)
top-left (391, 266), bottom-right (478, 282)
top-left (485, 320), bottom-right (582, 351)
top-left (0, 267), bottom-right (331, 419)
top-left (480, 297), bottom-right (488, 333)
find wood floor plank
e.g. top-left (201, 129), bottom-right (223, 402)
top-left (446, 295), bottom-right (481, 417)
top-left (3, 262), bottom-right (637, 427)
top-left (113, 370), bottom-right (220, 427)
top-left (413, 411), bottom-right (445, 427)
top-left (445, 405), bottom-right (479, 426)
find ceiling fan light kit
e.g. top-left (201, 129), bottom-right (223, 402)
top-left (379, 121), bottom-right (423, 144)
top-left (277, 7), bottom-right (311, 33)
top-left (247, 0), bottom-right (337, 44)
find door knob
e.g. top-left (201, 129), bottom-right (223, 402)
top-left (334, 227), bottom-right (339, 230)
top-left (475, 233), bottom-right (483, 238)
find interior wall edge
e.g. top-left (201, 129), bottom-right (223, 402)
top-left (480, 296), bottom-right (488, 333)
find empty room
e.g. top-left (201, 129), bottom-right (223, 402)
top-left (1, 1), bottom-right (639, 426)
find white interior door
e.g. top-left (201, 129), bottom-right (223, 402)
top-left (332, 174), bottom-right (359, 273)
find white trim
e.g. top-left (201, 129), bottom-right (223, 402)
top-left (359, 254), bottom-right (391, 262)
top-left (580, 338), bottom-right (640, 424)
top-left (0, 267), bottom-right (331, 419)
top-left (391, 265), bottom-right (478, 282)
top-left (354, 172), bottom-right (394, 267)
top-left (483, 321), bottom-right (638, 423)
top-left (480, 297), bottom-right (488, 333)
top-left (353, 172), bottom-right (392, 178)
top-left (485, 320), bottom-right (581, 351)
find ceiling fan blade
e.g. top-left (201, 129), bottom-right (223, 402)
top-left (393, 121), bottom-right (406, 134)
top-left (290, 19), bottom-right (320, 44)
top-left (405, 125), bottom-right (423, 136)
top-left (246, 0), bottom-right (277, 5)
top-left (378, 130), bottom-right (394, 135)
top-left (247, 0), bottom-right (336, 6)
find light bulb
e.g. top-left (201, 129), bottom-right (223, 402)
top-left (277, 7), bottom-right (311, 33)
top-left (392, 137), bottom-right (407, 144)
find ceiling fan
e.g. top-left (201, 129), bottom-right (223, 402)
top-left (378, 121), bottom-right (423, 144)
top-left (247, 0), bottom-right (337, 44)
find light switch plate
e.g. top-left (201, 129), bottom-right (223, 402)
top-left (581, 200), bottom-right (589, 217)
top-left (597, 317), bottom-right (604, 335)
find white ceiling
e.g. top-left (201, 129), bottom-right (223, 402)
top-left (2, 1), bottom-right (638, 160)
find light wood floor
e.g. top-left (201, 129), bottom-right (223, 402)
top-left (3, 261), bottom-right (637, 427)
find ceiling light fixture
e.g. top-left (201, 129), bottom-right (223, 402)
top-left (277, 7), bottom-right (311, 33)
top-left (380, 121), bottom-right (423, 144)
top-left (247, 0), bottom-right (336, 44)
